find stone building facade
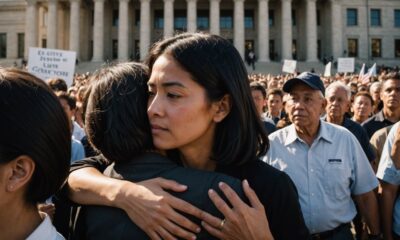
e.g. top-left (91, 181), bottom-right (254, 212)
top-left (0, 0), bottom-right (399, 64)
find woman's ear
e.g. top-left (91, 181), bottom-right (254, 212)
top-left (6, 156), bottom-right (35, 192)
top-left (213, 94), bottom-right (232, 122)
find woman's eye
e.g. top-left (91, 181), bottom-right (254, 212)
top-left (167, 93), bottom-right (181, 99)
top-left (148, 91), bottom-right (156, 97)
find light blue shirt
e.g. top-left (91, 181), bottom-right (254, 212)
top-left (263, 121), bottom-right (378, 234)
top-left (376, 121), bottom-right (400, 235)
top-left (71, 138), bottom-right (85, 163)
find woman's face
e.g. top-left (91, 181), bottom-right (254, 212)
top-left (147, 54), bottom-right (219, 153)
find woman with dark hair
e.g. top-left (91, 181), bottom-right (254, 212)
top-left (0, 68), bottom-right (71, 239)
top-left (75, 62), bottom-right (244, 239)
top-left (68, 33), bottom-right (308, 240)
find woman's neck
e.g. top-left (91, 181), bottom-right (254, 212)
top-left (0, 198), bottom-right (42, 240)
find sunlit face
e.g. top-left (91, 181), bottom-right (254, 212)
top-left (381, 80), bottom-right (400, 110)
top-left (353, 95), bottom-right (373, 122)
top-left (267, 94), bottom-right (283, 116)
top-left (325, 88), bottom-right (350, 122)
top-left (370, 85), bottom-right (381, 102)
top-left (251, 90), bottom-right (266, 116)
top-left (286, 83), bottom-right (325, 130)
top-left (147, 54), bottom-right (219, 152)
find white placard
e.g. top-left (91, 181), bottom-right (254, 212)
top-left (282, 60), bottom-right (297, 74)
top-left (324, 62), bottom-right (332, 77)
top-left (337, 58), bottom-right (355, 73)
top-left (28, 47), bottom-right (76, 87)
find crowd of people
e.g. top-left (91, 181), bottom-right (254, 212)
top-left (1, 32), bottom-right (400, 240)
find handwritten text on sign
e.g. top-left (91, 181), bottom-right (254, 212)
top-left (28, 48), bottom-right (76, 87)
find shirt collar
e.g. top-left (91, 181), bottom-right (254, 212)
top-left (375, 110), bottom-right (386, 122)
top-left (284, 120), bottom-right (333, 146)
top-left (26, 213), bottom-right (60, 240)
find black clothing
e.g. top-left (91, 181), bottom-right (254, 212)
top-left (362, 110), bottom-right (396, 139)
top-left (263, 120), bottom-right (277, 135)
top-left (322, 116), bottom-right (376, 162)
top-left (70, 155), bottom-right (309, 240)
top-left (82, 153), bottom-right (244, 240)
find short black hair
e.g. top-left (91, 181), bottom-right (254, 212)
top-left (250, 82), bottom-right (267, 99)
top-left (146, 33), bottom-right (268, 166)
top-left (47, 78), bottom-right (68, 92)
top-left (56, 91), bottom-right (77, 110)
top-left (0, 68), bottom-right (70, 204)
top-left (85, 62), bottom-right (153, 163)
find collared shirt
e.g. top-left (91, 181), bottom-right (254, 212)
top-left (322, 116), bottom-right (376, 162)
top-left (362, 110), bottom-right (396, 139)
top-left (71, 138), bottom-right (85, 163)
top-left (26, 213), bottom-right (65, 240)
top-left (263, 121), bottom-right (378, 234)
top-left (376, 121), bottom-right (400, 236)
top-left (72, 121), bottom-right (85, 142)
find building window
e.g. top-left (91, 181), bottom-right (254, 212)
top-left (317, 39), bottom-right (321, 59)
top-left (347, 8), bottom-right (358, 26)
top-left (371, 39), bottom-right (381, 58)
top-left (112, 40), bottom-right (118, 59)
top-left (292, 10), bottom-right (296, 26)
top-left (91, 10), bottom-right (94, 26)
top-left (18, 33), bottom-right (24, 58)
top-left (135, 10), bottom-right (140, 26)
top-left (269, 10), bottom-right (274, 27)
top-left (395, 39), bottom-right (400, 58)
top-left (269, 39), bottom-right (275, 60)
top-left (395, 10), bottom-right (400, 27)
top-left (197, 10), bottom-right (209, 30)
top-left (174, 10), bottom-right (187, 31)
top-left (370, 9), bottom-right (381, 26)
top-left (245, 10), bottom-right (254, 29)
top-left (113, 9), bottom-right (119, 26)
top-left (154, 10), bottom-right (164, 29)
top-left (220, 10), bottom-right (233, 29)
top-left (317, 10), bottom-right (320, 26)
top-left (292, 39), bottom-right (297, 60)
top-left (0, 33), bottom-right (6, 58)
top-left (348, 39), bottom-right (358, 57)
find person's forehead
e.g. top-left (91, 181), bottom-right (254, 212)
top-left (326, 87), bottom-right (347, 98)
top-left (382, 79), bottom-right (400, 89)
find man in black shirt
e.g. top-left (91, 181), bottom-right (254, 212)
top-left (362, 73), bottom-right (400, 139)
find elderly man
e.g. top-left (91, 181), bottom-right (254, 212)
top-left (263, 72), bottom-right (381, 239)
top-left (363, 73), bottom-right (400, 138)
top-left (324, 82), bottom-right (375, 162)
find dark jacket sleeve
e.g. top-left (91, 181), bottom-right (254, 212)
top-left (266, 171), bottom-right (310, 240)
top-left (70, 155), bottom-right (110, 173)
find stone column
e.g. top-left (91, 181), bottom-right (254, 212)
top-left (209, 0), bottom-right (220, 35)
top-left (164, 0), bottom-right (174, 38)
top-left (187, 0), bottom-right (197, 32)
top-left (258, 0), bottom-right (269, 62)
top-left (330, 0), bottom-right (342, 59)
top-left (140, 0), bottom-right (151, 60)
top-left (69, 0), bottom-right (81, 58)
top-left (92, 0), bottom-right (105, 61)
top-left (306, 0), bottom-right (318, 61)
top-left (25, 0), bottom-right (38, 58)
top-left (118, 0), bottom-right (130, 60)
top-left (281, 0), bottom-right (292, 60)
top-left (47, 0), bottom-right (58, 49)
top-left (234, 0), bottom-right (245, 58)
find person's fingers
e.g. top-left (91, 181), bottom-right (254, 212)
top-left (218, 182), bottom-right (245, 209)
top-left (167, 194), bottom-right (205, 221)
top-left (146, 231), bottom-right (162, 240)
top-left (156, 226), bottom-right (177, 240)
top-left (160, 211), bottom-right (199, 240)
top-left (243, 179), bottom-right (264, 209)
top-left (201, 221), bottom-right (224, 239)
top-left (208, 189), bottom-right (236, 220)
top-left (156, 178), bottom-right (188, 192)
top-left (199, 210), bottom-right (222, 227)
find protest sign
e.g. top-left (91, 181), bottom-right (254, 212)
top-left (28, 47), bottom-right (76, 87)
top-left (337, 58), bottom-right (355, 73)
top-left (324, 62), bottom-right (332, 77)
top-left (282, 60), bottom-right (297, 74)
